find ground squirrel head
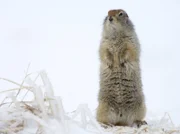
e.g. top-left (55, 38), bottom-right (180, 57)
top-left (103, 9), bottom-right (134, 38)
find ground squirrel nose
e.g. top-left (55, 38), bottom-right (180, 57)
top-left (109, 16), bottom-right (113, 22)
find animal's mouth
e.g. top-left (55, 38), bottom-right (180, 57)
top-left (125, 17), bottom-right (129, 24)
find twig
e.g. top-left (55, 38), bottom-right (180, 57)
top-left (160, 112), bottom-right (175, 127)
top-left (9, 64), bottom-right (31, 107)
top-left (15, 63), bottom-right (31, 99)
top-left (0, 77), bottom-right (23, 87)
top-left (167, 112), bottom-right (175, 127)
top-left (21, 73), bottom-right (40, 101)
top-left (0, 101), bottom-right (35, 107)
top-left (0, 97), bottom-right (7, 107)
top-left (0, 87), bottom-right (32, 94)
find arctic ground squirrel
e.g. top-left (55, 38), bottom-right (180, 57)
top-left (96, 9), bottom-right (147, 127)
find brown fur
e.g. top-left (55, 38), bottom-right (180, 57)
top-left (96, 9), bottom-right (147, 127)
top-left (108, 9), bottom-right (124, 16)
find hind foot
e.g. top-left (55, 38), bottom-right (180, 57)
top-left (134, 120), bottom-right (147, 128)
top-left (100, 123), bottom-right (114, 128)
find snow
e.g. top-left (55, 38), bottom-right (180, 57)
top-left (0, 71), bottom-right (180, 134)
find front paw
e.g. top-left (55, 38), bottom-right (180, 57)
top-left (105, 60), bottom-right (113, 68)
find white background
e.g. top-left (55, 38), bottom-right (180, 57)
top-left (0, 0), bottom-right (179, 124)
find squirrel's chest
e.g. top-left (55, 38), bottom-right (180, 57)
top-left (108, 45), bottom-right (124, 68)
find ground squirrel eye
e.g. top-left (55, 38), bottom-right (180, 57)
top-left (119, 12), bottom-right (123, 16)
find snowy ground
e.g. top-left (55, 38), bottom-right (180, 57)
top-left (0, 71), bottom-right (180, 134)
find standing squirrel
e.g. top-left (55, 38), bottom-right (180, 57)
top-left (96, 9), bottom-right (147, 127)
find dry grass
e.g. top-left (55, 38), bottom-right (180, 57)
top-left (0, 70), bottom-right (55, 133)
